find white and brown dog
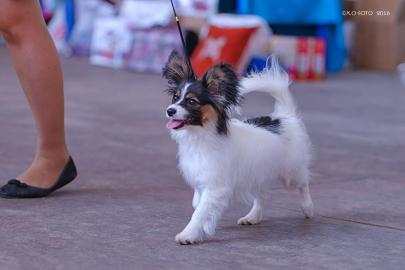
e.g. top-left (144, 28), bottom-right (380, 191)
top-left (163, 51), bottom-right (314, 244)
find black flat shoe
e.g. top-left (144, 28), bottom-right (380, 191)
top-left (0, 157), bottom-right (77, 199)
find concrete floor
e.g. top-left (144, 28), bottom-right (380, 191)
top-left (1, 46), bottom-right (405, 270)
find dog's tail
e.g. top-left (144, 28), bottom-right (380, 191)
top-left (240, 56), bottom-right (296, 117)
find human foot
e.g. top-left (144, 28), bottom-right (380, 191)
top-left (17, 153), bottom-right (70, 188)
top-left (1, 156), bottom-right (77, 198)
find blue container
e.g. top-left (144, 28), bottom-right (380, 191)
top-left (237, 0), bottom-right (346, 72)
top-left (65, 0), bottom-right (76, 41)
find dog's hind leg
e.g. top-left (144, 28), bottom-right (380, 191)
top-left (238, 198), bottom-right (263, 225)
top-left (299, 183), bottom-right (314, 218)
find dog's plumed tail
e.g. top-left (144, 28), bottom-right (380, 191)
top-left (240, 56), bottom-right (296, 117)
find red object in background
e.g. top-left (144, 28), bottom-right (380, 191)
top-left (313, 39), bottom-right (326, 80)
top-left (293, 37), bottom-right (326, 80)
top-left (296, 38), bottom-right (309, 80)
top-left (269, 35), bottom-right (326, 81)
top-left (191, 25), bottom-right (258, 78)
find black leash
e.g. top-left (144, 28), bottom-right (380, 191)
top-left (170, 0), bottom-right (197, 80)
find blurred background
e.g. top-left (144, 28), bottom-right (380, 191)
top-left (1, 0), bottom-right (401, 82)
top-left (1, 1), bottom-right (405, 268)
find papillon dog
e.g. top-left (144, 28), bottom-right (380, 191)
top-left (163, 51), bottom-right (314, 245)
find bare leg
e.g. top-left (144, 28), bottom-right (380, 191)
top-left (299, 184), bottom-right (314, 218)
top-left (238, 197), bottom-right (263, 225)
top-left (0, 0), bottom-right (70, 188)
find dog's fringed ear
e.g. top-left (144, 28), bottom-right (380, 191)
top-left (162, 50), bottom-right (194, 87)
top-left (202, 63), bottom-right (241, 109)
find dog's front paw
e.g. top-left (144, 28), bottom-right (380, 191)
top-left (301, 201), bottom-right (314, 218)
top-left (175, 230), bottom-right (202, 245)
top-left (237, 215), bottom-right (262, 225)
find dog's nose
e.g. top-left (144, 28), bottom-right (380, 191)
top-left (167, 108), bottom-right (177, 117)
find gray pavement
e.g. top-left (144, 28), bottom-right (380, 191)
top-left (1, 46), bottom-right (405, 270)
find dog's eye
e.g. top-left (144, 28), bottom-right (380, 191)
top-left (173, 95), bottom-right (180, 102)
top-left (187, 99), bottom-right (197, 106)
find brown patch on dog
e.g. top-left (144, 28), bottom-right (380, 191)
top-left (162, 51), bottom-right (194, 86)
top-left (205, 66), bottom-right (227, 85)
top-left (186, 93), bottom-right (200, 103)
top-left (204, 66), bottom-right (228, 95)
top-left (170, 54), bottom-right (189, 74)
top-left (202, 104), bottom-right (217, 124)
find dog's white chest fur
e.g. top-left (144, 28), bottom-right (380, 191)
top-left (174, 129), bottom-right (230, 188)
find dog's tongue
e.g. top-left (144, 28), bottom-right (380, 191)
top-left (166, 120), bottom-right (184, 129)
